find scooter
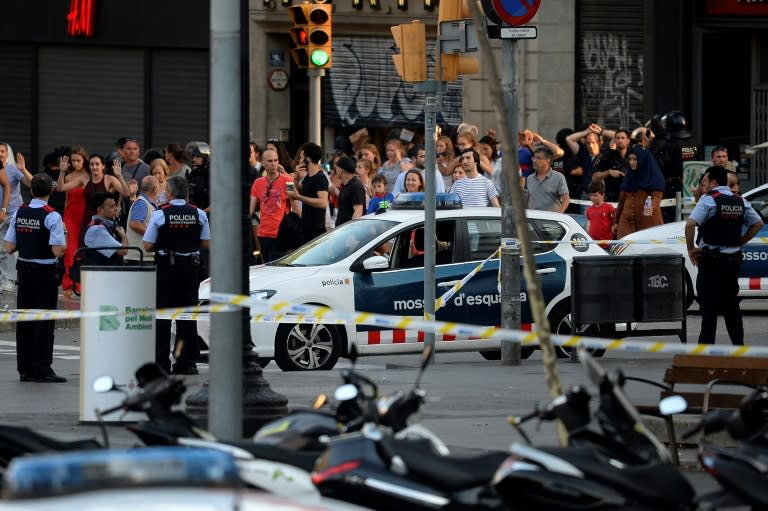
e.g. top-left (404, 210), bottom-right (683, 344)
top-left (311, 345), bottom-right (511, 511)
top-left (683, 386), bottom-right (768, 509)
top-left (491, 346), bottom-right (697, 511)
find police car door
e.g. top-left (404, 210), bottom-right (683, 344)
top-left (740, 187), bottom-right (768, 295)
top-left (351, 220), bottom-right (465, 351)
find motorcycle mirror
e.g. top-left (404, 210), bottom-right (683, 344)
top-left (659, 395), bottom-right (687, 416)
top-left (313, 393), bottom-right (328, 409)
top-left (335, 383), bottom-right (359, 402)
top-left (92, 376), bottom-right (115, 393)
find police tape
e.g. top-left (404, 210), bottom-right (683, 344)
top-left (0, 304), bottom-right (239, 323)
top-left (210, 292), bottom-right (768, 358)
top-left (435, 247), bottom-right (500, 312)
top-left (569, 197), bottom-right (697, 208)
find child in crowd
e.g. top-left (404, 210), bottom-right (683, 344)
top-left (585, 180), bottom-right (615, 250)
top-left (366, 174), bottom-right (394, 214)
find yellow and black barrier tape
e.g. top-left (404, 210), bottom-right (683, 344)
top-left (209, 291), bottom-right (768, 358)
top-left (0, 303), bottom-right (238, 323)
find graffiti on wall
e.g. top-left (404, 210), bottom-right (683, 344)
top-left (580, 32), bottom-right (644, 129)
top-left (324, 36), bottom-right (463, 128)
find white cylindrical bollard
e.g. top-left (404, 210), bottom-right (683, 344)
top-left (79, 265), bottom-right (156, 423)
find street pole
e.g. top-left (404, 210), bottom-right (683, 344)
top-left (308, 68), bottom-right (325, 144)
top-left (186, 0), bottom-right (288, 439)
top-left (205, 0), bottom-right (243, 440)
top-left (499, 38), bottom-right (521, 366)
top-left (422, 83), bottom-right (440, 360)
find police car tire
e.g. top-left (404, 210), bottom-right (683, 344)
top-left (547, 302), bottom-right (606, 359)
top-left (275, 323), bottom-right (341, 372)
top-left (480, 348), bottom-right (534, 360)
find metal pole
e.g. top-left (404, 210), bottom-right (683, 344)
top-left (500, 38), bottom-right (521, 366)
top-left (208, 0), bottom-right (243, 440)
top-left (675, 191), bottom-right (682, 221)
top-left (424, 88), bottom-right (438, 359)
top-left (308, 68), bottom-right (325, 144)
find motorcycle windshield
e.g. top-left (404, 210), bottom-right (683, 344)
top-left (578, 347), bottom-right (671, 463)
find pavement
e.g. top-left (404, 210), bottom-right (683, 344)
top-left (1, 293), bottom-right (768, 495)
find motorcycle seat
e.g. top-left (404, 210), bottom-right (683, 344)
top-left (226, 440), bottom-right (321, 472)
top-left (540, 446), bottom-right (695, 506)
top-left (0, 424), bottom-right (101, 466)
top-left (389, 437), bottom-right (508, 491)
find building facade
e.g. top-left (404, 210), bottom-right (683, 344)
top-left (0, 0), bottom-right (766, 186)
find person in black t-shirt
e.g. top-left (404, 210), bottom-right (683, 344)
top-left (335, 156), bottom-right (366, 227)
top-left (288, 143), bottom-right (329, 243)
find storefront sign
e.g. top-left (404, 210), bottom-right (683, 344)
top-left (706, 0), bottom-right (768, 16)
top-left (67, 0), bottom-right (96, 37)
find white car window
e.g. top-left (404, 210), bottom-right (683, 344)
top-left (747, 188), bottom-right (768, 221)
top-left (274, 219), bottom-right (397, 266)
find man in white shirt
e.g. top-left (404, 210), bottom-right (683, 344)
top-left (449, 149), bottom-right (500, 207)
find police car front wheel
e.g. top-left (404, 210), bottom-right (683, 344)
top-left (275, 323), bottom-right (342, 371)
top-left (547, 301), bottom-right (608, 359)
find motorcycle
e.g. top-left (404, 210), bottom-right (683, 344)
top-left (492, 345), bottom-right (697, 511)
top-left (683, 386), bottom-right (768, 510)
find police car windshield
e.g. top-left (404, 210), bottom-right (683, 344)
top-left (274, 219), bottom-right (398, 267)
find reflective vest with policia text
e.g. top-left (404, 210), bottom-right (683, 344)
top-left (155, 202), bottom-right (203, 254)
top-left (698, 190), bottom-right (745, 248)
top-left (14, 203), bottom-right (56, 260)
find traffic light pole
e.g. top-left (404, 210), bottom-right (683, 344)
top-left (416, 80), bottom-right (441, 362)
top-left (308, 68), bottom-right (325, 144)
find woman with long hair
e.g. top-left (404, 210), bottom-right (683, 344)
top-left (150, 158), bottom-right (169, 204)
top-left (57, 153), bottom-right (130, 247)
top-left (402, 169), bottom-right (425, 194)
top-left (58, 145), bottom-right (89, 298)
top-left (377, 139), bottom-right (407, 194)
top-left (436, 135), bottom-right (455, 191)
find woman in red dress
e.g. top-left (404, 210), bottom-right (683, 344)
top-left (58, 146), bottom-right (88, 298)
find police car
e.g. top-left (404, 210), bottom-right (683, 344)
top-left (197, 194), bottom-right (611, 371)
top-left (611, 182), bottom-right (768, 306)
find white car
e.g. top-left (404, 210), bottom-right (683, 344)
top-left (198, 195), bottom-right (611, 371)
top-left (611, 182), bottom-right (768, 305)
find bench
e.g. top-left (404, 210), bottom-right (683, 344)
top-left (632, 354), bottom-right (768, 464)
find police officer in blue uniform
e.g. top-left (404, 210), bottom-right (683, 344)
top-left (83, 192), bottom-right (128, 265)
top-left (685, 166), bottom-right (764, 345)
top-left (4, 174), bottom-right (67, 382)
top-left (144, 175), bottom-right (210, 374)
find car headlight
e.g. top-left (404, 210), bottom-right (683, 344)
top-left (610, 242), bottom-right (628, 256)
top-left (250, 290), bottom-right (276, 301)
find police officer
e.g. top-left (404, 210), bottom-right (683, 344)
top-left (143, 175), bottom-right (210, 374)
top-left (185, 141), bottom-right (211, 214)
top-left (659, 111), bottom-right (701, 222)
top-left (83, 192), bottom-right (128, 265)
top-left (685, 166), bottom-right (763, 345)
top-left (4, 173), bottom-right (67, 382)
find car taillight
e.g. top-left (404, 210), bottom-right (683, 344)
top-left (311, 460), bottom-right (362, 485)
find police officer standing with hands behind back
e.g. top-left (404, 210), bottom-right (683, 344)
top-left (4, 174), bottom-right (67, 382)
top-left (685, 166), bottom-right (763, 346)
top-left (143, 175), bottom-right (210, 375)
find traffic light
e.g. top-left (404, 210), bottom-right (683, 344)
top-left (307, 4), bottom-right (332, 69)
top-left (437, 0), bottom-right (479, 82)
top-left (390, 21), bottom-right (426, 83)
top-left (288, 4), bottom-right (310, 67)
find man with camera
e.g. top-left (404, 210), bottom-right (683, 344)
top-left (143, 175), bottom-right (210, 375)
top-left (249, 149), bottom-right (295, 262)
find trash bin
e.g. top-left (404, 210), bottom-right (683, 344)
top-left (79, 265), bottom-right (156, 423)
top-left (633, 254), bottom-right (685, 322)
top-left (571, 256), bottom-right (635, 323)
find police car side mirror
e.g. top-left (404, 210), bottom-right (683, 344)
top-left (352, 255), bottom-right (389, 273)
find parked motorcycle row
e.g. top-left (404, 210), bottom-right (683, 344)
top-left (2, 345), bottom-right (768, 510)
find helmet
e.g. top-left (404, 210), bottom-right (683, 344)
top-left (186, 141), bottom-right (211, 158)
top-left (661, 111), bottom-right (691, 138)
top-left (644, 114), bottom-right (666, 139)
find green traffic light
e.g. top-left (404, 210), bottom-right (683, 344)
top-left (310, 49), bottom-right (329, 67)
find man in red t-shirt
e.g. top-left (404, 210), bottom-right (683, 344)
top-left (585, 180), bottom-right (615, 250)
top-left (249, 149), bottom-right (294, 262)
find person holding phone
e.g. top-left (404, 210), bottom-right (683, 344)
top-left (287, 143), bottom-right (329, 243)
top-left (249, 149), bottom-right (295, 262)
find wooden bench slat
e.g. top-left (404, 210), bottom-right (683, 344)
top-left (659, 391), bottom-right (748, 411)
top-left (664, 367), bottom-right (768, 386)
top-left (670, 354), bottom-right (768, 370)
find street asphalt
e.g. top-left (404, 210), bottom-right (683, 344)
top-left (2, 289), bottom-right (768, 495)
